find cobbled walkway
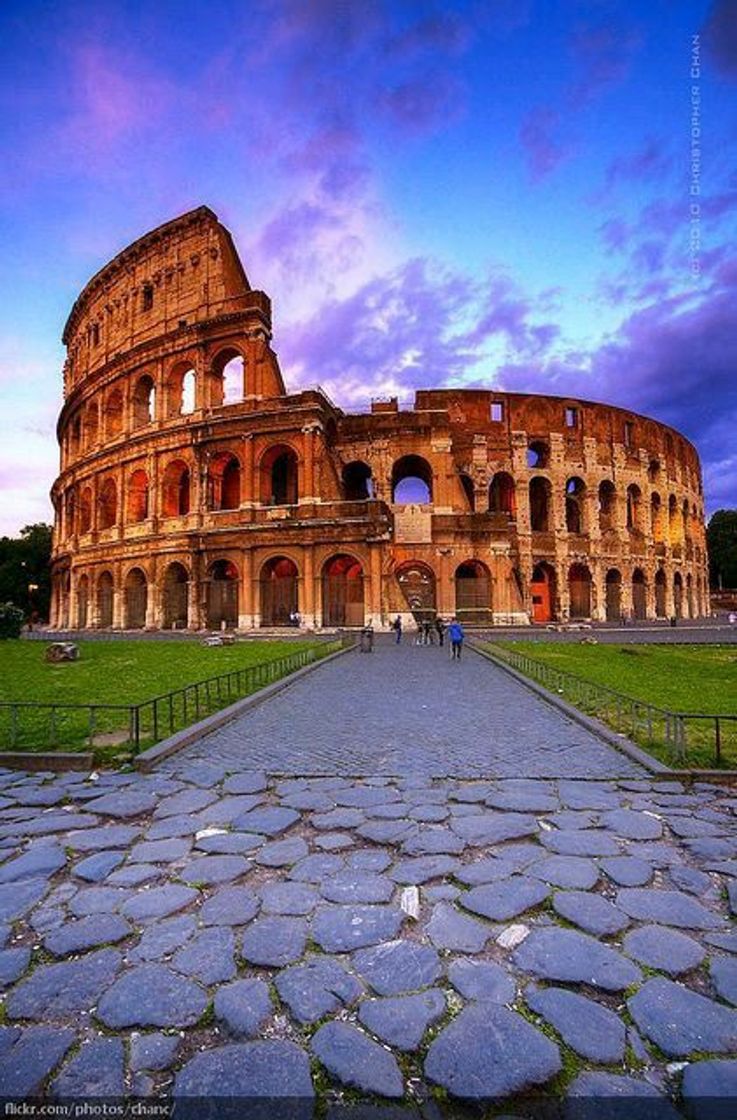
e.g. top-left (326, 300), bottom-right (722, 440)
top-left (170, 638), bottom-right (645, 777)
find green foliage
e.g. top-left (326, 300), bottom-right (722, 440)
top-left (708, 509), bottom-right (737, 589)
top-left (0, 603), bottom-right (24, 639)
top-left (0, 523), bottom-right (52, 621)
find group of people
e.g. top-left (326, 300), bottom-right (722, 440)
top-left (391, 614), bottom-right (465, 659)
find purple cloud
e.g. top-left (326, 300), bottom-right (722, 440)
top-left (519, 107), bottom-right (574, 181)
top-left (568, 20), bottom-right (643, 105)
top-left (702, 0), bottom-right (737, 79)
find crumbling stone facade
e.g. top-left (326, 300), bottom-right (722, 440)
top-left (50, 207), bottom-right (709, 630)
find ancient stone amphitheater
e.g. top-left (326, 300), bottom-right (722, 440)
top-left (50, 207), bottom-right (708, 630)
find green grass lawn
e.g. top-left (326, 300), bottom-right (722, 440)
top-left (0, 638), bottom-right (326, 761)
top-left (489, 641), bottom-right (737, 769)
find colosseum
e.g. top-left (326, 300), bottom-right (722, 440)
top-left (50, 206), bottom-right (709, 632)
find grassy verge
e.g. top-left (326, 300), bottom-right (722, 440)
top-left (486, 641), bottom-right (737, 769)
top-left (0, 638), bottom-right (330, 763)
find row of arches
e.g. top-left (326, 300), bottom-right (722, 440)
top-left (529, 564), bottom-right (700, 622)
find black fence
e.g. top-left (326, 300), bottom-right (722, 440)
top-left (483, 643), bottom-right (737, 769)
top-left (0, 638), bottom-right (350, 756)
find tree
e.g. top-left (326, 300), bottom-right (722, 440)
top-left (707, 510), bottom-right (737, 589)
top-left (0, 523), bottom-right (53, 620)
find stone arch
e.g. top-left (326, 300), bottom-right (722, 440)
top-left (395, 560), bottom-right (436, 621)
top-left (342, 461), bottom-right (374, 501)
top-left (673, 571), bottom-right (684, 618)
top-left (569, 563), bottom-right (592, 619)
top-left (210, 452), bottom-right (241, 511)
top-left (162, 562), bottom-right (189, 630)
top-left (207, 559), bottom-right (239, 629)
top-left (76, 574), bottom-right (89, 629)
top-left (489, 472), bottom-right (515, 516)
top-left (651, 492), bottom-right (664, 541)
top-left (212, 348), bottom-right (244, 406)
top-left (161, 459), bottom-right (191, 517)
top-left (459, 473), bottom-right (475, 512)
top-left (626, 484), bottom-right (642, 532)
top-left (632, 568), bottom-right (647, 620)
top-left (565, 477), bottom-right (586, 534)
top-left (598, 480), bottom-right (616, 532)
top-left (127, 470), bottom-right (149, 523)
top-left (655, 568), bottom-right (667, 618)
top-left (530, 562), bottom-right (556, 623)
top-left (165, 362), bottom-right (196, 417)
top-left (104, 387), bottom-right (124, 438)
top-left (529, 476), bottom-right (551, 532)
top-left (79, 487), bottom-right (93, 535)
top-left (124, 567), bottom-right (148, 629)
top-left (260, 556), bottom-right (299, 627)
top-left (97, 571), bottom-right (114, 628)
top-left (668, 494), bottom-right (682, 546)
top-left (83, 401), bottom-right (99, 450)
top-left (322, 553), bottom-right (365, 627)
top-left (260, 443), bottom-right (299, 506)
top-left (686, 572), bottom-right (694, 618)
top-left (527, 440), bottom-right (549, 468)
top-left (605, 568), bottom-right (622, 621)
top-left (132, 374), bottom-right (156, 428)
top-left (70, 413), bottom-right (82, 456)
top-left (391, 455), bottom-right (433, 504)
top-left (455, 560), bottom-right (492, 624)
top-left (98, 478), bottom-right (117, 531)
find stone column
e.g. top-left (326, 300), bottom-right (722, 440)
top-left (368, 545), bottom-right (383, 627)
top-left (302, 547), bottom-right (317, 629)
top-left (242, 434), bottom-right (256, 507)
top-left (240, 549), bottom-right (255, 629)
top-left (113, 561), bottom-right (124, 629)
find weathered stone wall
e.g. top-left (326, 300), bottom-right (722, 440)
top-left (50, 209), bottom-right (708, 630)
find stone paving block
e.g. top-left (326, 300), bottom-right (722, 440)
top-left (425, 1002), bottom-right (560, 1100)
top-left (0, 879), bottom-right (48, 921)
top-left (129, 1032), bottom-right (180, 1071)
top-left (335, 787), bottom-right (401, 808)
top-left (107, 862), bottom-right (162, 887)
top-left (122, 883), bottom-right (197, 921)
top-left (599, 856), bottom-right (653, 886)
top-left (153, 788), bottom-right (218, 818)
top-left (0, 842), bottom-right (66, 883)
top-left (460, 876), bottom-right (549, 921)
top-left (600, 808), bottom-right (663, 840)
top-left (358, 989), bottom-right (446, 1051)
top-left (129, 838), bottom-right (191, 863)
top-left (255, 837), bottom-right (309, 867)
top-left (401, 826), bottom-right (464, 855)
top-left (69, 885), bottom-right (130, 917)
top-left (241, 915), bottom-right (308, 966)
top-left (174, 1039), bottom-right (314, 1118)
top-left (312, 808), bottom-right (366, 830)
top-left (199, 794), bottom-right (266, 825)
top-left (0, 946), bottom-right (31, 986)
top-left (312, 905), bottom-right (404, 952)
top-left (425, 901), bottom-right (492, 952)
top-left (710, 956), bottom-right (737, 1006)
top-left (320, 871), bottom-right (395, 904)
top-left (222, 772), bottom-right (268, 794)
top-left (552, 890), bottom-right (629, 935)
top-left (214, 978), bottom-right (273, 1037)
top-left (6, 948), bottom-right (122, 1019)
top-left (564, 1071), bottom-right (679, 1120)
top-left (233, 806), bottom-right (301, 835)
top-left (144, 814), bottom-right (198, 840)
top-left (668, 865), bottom-right (715, 895)
top-left (51, 1037), bottom-right (125, 1096)
top-left (97, 964), bottom-right (208, 1028)
top-left (260, 881), bottom-right (319, 915)
top-left (315, 832), bottom-right (354, 851)
top-left (623, 925), bottom-right (705, 974)
top-left (356, 820), bottom-right (416, 844)
top-left (526, 986), bottom-right (626, 1063)
top-left (528, 855), bottom-right (599, 889)
top-left (172, 927), bottom-right (237, 984)
top-left (559, 782), bottom-right (620, 810)
top-left (275, 956), bottom-right (362, 1023)
top-left (44, 913), bottom-right (131, 956)
top-left (389, 855), bottom-right (459, 884)
top-left (72, 851), bottom-right (125, 882)
top-left (129, 914), bottom-right (197, 962)
top-left (541, 830), bottom-right (621, 857)
top-left (352, 939), bottom-right (441, 995)
top-left (312, 1020), bottom-right (403, 1098)
top-left (201, 886), bottom-right (260, 926)
top-left (628, 977), bottom-right (737, 1056)
top-left (195, 831), bottom-right (265, 854)
top-left (450, 812), bottom-right (538, 846)
top-left (179, 854), bottom-right (250, 885)
top-left (616, 888), bottom-right (723, 929)
top-left (706, 931), bottom-right (737, 954)
top-left (86, 790), bottom-right (158, 818)
top-left (512, 927), bottom-right (641, 991)
top-left (289, 853), bottom-right (345, 882)
top-left (0, 1026), bottom-right (76, 1096)
top-left (681, 1059), bottom-right (737, 1119)
top-left (0, 812), bottom-right (97, 838)
top-left (447, 958), bottom-right (515, 1003)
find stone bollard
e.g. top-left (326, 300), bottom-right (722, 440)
top-left (44, 642), bottom-right (80, 663)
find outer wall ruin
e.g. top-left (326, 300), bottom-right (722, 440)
top-left (50, 207), bottom-right (709, 631)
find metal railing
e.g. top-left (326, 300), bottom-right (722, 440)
top-left (482, 643), bottom-right (737, 769)
top-left (0, 637), bottom-right (351, 756)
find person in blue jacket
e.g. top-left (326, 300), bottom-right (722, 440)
top-left (448, 617), bottom-right (465, 660)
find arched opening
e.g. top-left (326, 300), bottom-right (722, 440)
top-left (210, 453), bottom-right (241, 511)
top-left (77, 575), bottom-right (89, 629)
top-left (166, 365), bottom-right (196, 417)
top-left (322, 554), bottom-right (365, 627)
top-left (163, 563), bottom-right (189, 630)
top-left (455, 560), bottom-right (492, 624)
top-left (655, 569), bottom-right (667, 618)
top-left (105, 388), bottom-right (124, 438)
top-left (342, 461), bottom-right (374, 501)
top-left (396, 562), bottom-right (436, 623)
top-left (213, 349), bottom-right (244, 406)
top-left (70, 414), bottom-right (82, 456)
top-left (565, 477), bottom-right (586, 534)
top-left (632, 568), bottom-right (647, 620)
top-left (79, 488), bottom-right (92, 535)
top-left (648, 459), bottom-right (661, 484)
top-left (260, 557), bottom-right (299, 627)
top-left (261, 445), bottom-right (298, 506)
top-left (529, 477), bottom-right (551, 532)
top-left (83, 403), bottom-right (99, 450)
top-left (489, 472), bottom-right (516, 516)
top-left (527, 441), bottom-right (549, 468)
top-left (686, 573), bottom-right (694, 618)
top-left (651, 492), bottom-right (664, 542)
top-left (459, 474), bottom-right (475, 512)
top-left (598, 481), bottom-right (616, 533)
top-left (626, 484), bottom-right (642, 532)
top-left (97, 571), bottom-right (113, 628)
top-left (673, 572), bottom-right (684, 619)
top-left (569, 563), bottom-right (592, 619)
top-left (207, 560), bottom-right (239, 629)
top-left (127, 470), bottom-right (149, 523)
top-left (124, 568), bottom-right (147, 629)
top-left (668, 494), bottom-right (681, 546)
top-left (162, 460), bottom-right (191, 517)
top-left (391, 455), bottom-right (433, 504)
top-left (605, 569), bottom-right (622, 621)
top-left (132, 375), bottom-right (156, 428)
top-left (530, 562), bottom-right (556, 623)
top-left (98, 479), bottom-right (117, 531)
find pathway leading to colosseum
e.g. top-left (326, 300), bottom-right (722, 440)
top-left (164, 634), bottom-right (645, 778)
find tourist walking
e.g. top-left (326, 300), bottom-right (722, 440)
top-left (435, 617), bottom-right (445, 647)
top-left (392, 615), bottom-right (403, 644)
top-left (448, 617), bottom-right (465, 660)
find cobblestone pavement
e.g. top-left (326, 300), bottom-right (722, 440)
top-left (169, 638), bottom-right (645, 778)
top-left (2, 763), bottom-right (737, 1114)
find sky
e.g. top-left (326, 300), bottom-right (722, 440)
top-left (0, 0), bottom-right (735, 534)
